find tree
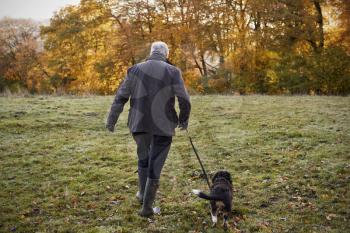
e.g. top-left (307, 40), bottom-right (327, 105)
top-left (1, 0), bottom-right (348, 94)
top-left (0, 18), bottom-right (47, 93)
top-left (41, 0), bottom-right (125, 94)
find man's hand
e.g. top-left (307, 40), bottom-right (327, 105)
top-left (179, 126), bottom-right (186, 131)
top-left (178, 122), bottom-right (187, 131)
top-left (106, 124), bottom-right (115, 132)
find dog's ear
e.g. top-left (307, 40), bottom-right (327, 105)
top-left (224, 171), bottom-right (232, 184)
top-left (215, 171), bottom-right (232, 184)
top-left (212, 171), bottom-right (232, 184)
top-left (212, 172), bottom-right (219, 183)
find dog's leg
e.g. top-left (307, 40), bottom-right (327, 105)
top-left (223, 213), bottom-right (228, 230)
top-left (211, 213), bottom-right (218, 226)
top-left (223, 199), bottom-right (232, 231)
top-left (210, 201), bottom-right (218, 227)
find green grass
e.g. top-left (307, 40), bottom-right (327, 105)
top-left (0, 95), bottom-right (349, 233)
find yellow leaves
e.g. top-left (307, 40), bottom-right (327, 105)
top-left (183, 69), bottom-right (203, 93)
top-left (263, 50), bottom-right (280, 60)
top-left (3, 0), bottom-right (349, 94)
top-left (266, 69), bottom-right (278, 84)
top-left (37, 0), bottom-right (127, 94)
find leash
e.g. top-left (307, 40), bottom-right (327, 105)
top-left (185, 129), bottom-right (211, 189)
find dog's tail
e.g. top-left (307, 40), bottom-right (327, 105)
top-left (192, 189), bottom-right (222, 201)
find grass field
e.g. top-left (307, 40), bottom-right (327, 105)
top-left (0, 95), bottom-right (349, 233)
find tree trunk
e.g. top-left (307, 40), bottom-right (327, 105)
top-left (200, 53), bottom-right (208, 77)
top-left (313, 0), bottom-right (324, 51)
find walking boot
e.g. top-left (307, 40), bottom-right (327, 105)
top-left (136, 167), bottom-right (148, 204)
top-left (139, 178), bottom-right (159, 217)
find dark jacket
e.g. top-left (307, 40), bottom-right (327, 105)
top-left (106, 52), bottom-right (191, 136)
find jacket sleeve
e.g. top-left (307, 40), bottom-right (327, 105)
top-left (172, 68), bottom-right (191, 129)
top-left (106, 74), bottom-right (132, 131)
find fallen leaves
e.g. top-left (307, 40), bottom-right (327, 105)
top-left (326, 214), bottom-right (337, 221)
top-left (22, 207), bottom-right (42, 217)
top-left (110, 200), bottom-right (120, 205)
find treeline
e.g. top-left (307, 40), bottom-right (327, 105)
top-left (0, 0), bottom-right (349, 95)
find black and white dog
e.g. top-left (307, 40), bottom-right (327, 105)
top-left (192, 171), bottom-right (233, 229)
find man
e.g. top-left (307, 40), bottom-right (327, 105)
top-left (106, 41), bottom-right (191, 217)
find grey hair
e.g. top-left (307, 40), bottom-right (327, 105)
top-left (150, 41), bottom-right (169, 57)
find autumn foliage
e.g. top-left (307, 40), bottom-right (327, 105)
top-left (0, 0), bottom-right (349, 95)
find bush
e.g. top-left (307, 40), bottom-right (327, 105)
top-left (276, 53), bottom-right (311, 94)
top-left (310, 46), bottom-right (350, 95)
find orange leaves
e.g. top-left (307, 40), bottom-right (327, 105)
top-left (183, 70), bottom-right (203, 93)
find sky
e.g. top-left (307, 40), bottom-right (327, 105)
top-left (0, 0), bottom-right (80, 21)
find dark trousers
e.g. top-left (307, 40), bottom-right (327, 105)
top-left (132, 133), bottom-right (172, 179)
